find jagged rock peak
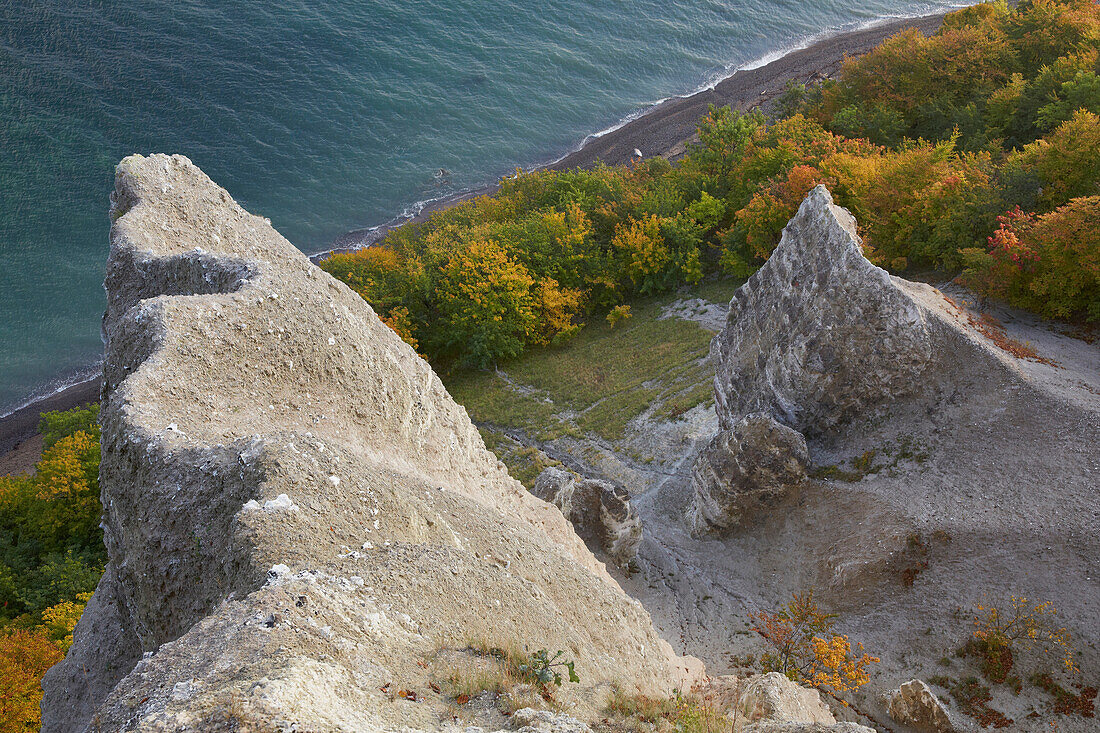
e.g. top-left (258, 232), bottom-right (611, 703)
top-left (712, 185), bottom-right (933, 436)
top-left (41, 154), bottom-right (700, 732)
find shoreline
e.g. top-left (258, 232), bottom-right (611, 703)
top-left (320, 11), bottom-right (945, 258)
top-left (0, 378), bottom-right (99, 466)
top-left (0, 10), bottom-right (946, 464)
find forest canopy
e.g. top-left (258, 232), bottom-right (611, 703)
top-left (323, 0), bottom-right (1100, 369)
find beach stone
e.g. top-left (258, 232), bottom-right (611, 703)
top-left (533, 467), bottom-right (643, 565)
top-left (712, 185), bottom-right (933, 436)
top-left (888, 679), bottom-right (955, 732)
top-left (40, 154), bottom-right (700, 732)
top-left (689, 413), bottom-right (809, 535)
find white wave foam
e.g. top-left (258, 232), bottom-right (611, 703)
top-left (0, 362), bottom-right (103, 420)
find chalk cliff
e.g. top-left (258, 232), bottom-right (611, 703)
top-left (40, 154), bottom-right (699, 732)
top-left (694, 185), bottom-right (1100, 535)
top-left (685, 186), bottom-right (1099, 729)
top-left (711, 185), bottom-right (933, 437)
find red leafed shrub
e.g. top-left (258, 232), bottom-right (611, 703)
top-left (962, 197), bottom-right (1100, 322)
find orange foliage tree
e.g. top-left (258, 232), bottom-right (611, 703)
top-left (750, 590), bottom-right (879, 695)
top-left (962, 196), bottom-right (1100, 321)
top-left (0, 630), bottom-right (64, 733)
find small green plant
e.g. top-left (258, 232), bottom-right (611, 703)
top-left (606, 304), bottom-right (632, 328)
top-left (519, 649), bottom-right (579, 688)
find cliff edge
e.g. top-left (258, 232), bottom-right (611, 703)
top-left (40, 154), bottom-right (699, 732)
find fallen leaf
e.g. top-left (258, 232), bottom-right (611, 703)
top-left (379, 683), bottom-right (391, 693)
top-left (429, 682), bottom-right (441, 693)
top-left (456, 694), bottom-right (470, 705)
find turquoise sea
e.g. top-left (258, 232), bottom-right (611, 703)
top-left (0, 0), bottom-right (968, 415)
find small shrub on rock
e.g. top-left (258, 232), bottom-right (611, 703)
top-left (518, 649), bottom-right (579, 690)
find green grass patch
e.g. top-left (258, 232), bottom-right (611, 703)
top-left (654, 380), bottom-right (714, 422)
top-left (694, 275), bottom-right (745, 305)
top-left (445, 372), bottom-right (561, 437)
top-left (504, 300), bottom-right (712, 409)
top-left (445, 284), bottom-right (725, 444)
top-left (576, 387), bottom-right (661, 442)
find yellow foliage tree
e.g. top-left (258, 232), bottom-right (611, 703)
top-left (36, 592), bottom-right (92, 652)
top-left (967, 596), bottom-right (1078, 682)
top-left (433, 234), bottom-right (538, 367)
top-left (1016, 109), bottom-right (1100, 211)
top-left (610, 214), bottom-right (695, 295)
top-left (530, 277), bottom-right (582, 347)
top-left (23, 430), bottom-right (100, 551)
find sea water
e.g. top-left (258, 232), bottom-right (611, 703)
top-left (0, 0), bottom-right (968, 415)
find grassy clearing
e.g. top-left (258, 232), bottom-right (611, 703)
top-left (446, 372), bottom-right (565, 440)
top-left (692, 276), bottom-right (744, 305)
top-left (445, 278), bottom-right (739, 445)
top-left (503, 298), bottom-right (712, 409)
top-left (654, 380), bottom-right (715, 423)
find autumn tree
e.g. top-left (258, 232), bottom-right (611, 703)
top-left (429, 234), bottom-right (538, 367)
top-left (0, 629), bottom-right (63, 733)
top-left (750, 590), bottom-right (879, 695)
top-left (1015, 109), bottom-right (1100, 210)
top-left (1, 407), bottom-right (105, 621)
top-left (962, 196), bottom-right (1100, 321)
top-left (964, 596), bottom-right (1078, 683)
top-left (0, 406), bottom-right (103, 732)
top-left (611, 215), bottom-right (702, 295)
